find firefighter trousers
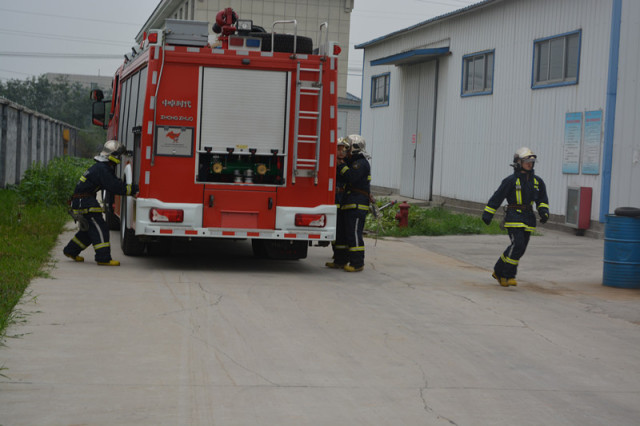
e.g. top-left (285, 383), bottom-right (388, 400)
top-left (332, 208), bottom-right (349, 266)
top-left (494, 227), bottom-right (531, 279)
top-left (344, 208), bottom-right (367, 268)
top-left (63, 212), bottom-right (113, 262)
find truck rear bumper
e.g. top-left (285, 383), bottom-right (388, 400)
top-left (134, 198), bottom-right (336, 240)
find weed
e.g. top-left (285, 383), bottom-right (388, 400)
top-left (0, 156), bottom-right (90, 348)
top-left (366, 198), bottom-right (505, 237)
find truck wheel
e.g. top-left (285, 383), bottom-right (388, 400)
top-left (249, 33), bottom-right (313, 54)
top-left (120, 196), bottom-right (145, 256)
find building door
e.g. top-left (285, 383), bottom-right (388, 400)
top-left (400, 61), bottom-right (437, 200)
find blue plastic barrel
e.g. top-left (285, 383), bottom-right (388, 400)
top-left (603, 214), bottom-right (640, 288)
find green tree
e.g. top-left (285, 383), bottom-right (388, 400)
top-left (0, 75), bottom-right (110, 128)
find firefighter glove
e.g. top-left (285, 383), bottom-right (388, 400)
top-left (482, 211), bottom-right (493, 225)
top-left (129, 184), bottom-right (139, 195)
top-left (539, 209), bottom-right (549, 224)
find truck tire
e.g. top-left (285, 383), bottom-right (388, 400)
top-left (249, 33), bottom-right (313, 54)
top-left (120, 196), bottom-right (145, 256)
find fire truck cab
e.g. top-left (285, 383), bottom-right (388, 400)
top-left (91, 10), bottom-right (340, 259)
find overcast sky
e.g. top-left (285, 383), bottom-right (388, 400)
top-left (0, 0), bottom-right (477, 96)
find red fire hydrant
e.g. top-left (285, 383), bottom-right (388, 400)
top-left (395, 201), bottom-right (410, 227)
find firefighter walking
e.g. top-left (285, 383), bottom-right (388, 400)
top-left (482, 147), bottom-right (549, 286)
top-left (63, 140), bottom-right (137, 266)
top-left (331, 134), bottom-right (371, 272)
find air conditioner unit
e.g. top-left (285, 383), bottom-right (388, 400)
top-left (566, 186), bottom-right (592, 235)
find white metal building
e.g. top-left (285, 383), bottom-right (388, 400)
top-left (356, 0), bottom-right (639, 231)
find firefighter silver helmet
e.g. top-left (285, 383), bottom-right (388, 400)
top-left (337, 137), bottom-right (350, 149)
top-left (96, 140), bottom-right (125, 164)
top-left (346, 134), bottom-right (366, 154)
top-left (512, 146), bottom-right (536, 168)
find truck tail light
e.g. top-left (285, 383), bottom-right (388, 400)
top-left (148, 32), bottom-right (159, 44)
top-left (150, 208), bottom-right (184, 223)
top-left (295, 214), bottom-right (325, 228)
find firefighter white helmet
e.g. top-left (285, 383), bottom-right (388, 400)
top-left (513, 146), bottom-right (536, 168)
top-left (337, 137), bottom-right (350, 149)
top-left (96, 140), bottom-right (125, 163)
top-left (346, 134), bottom-right (366, 154)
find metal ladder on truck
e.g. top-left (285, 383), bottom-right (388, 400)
top-left (292, 60), bottom-right (323, 185)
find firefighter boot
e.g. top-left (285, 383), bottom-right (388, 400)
top-left (97, 260), bottom-right (121, 266)
top-left (492, 272), bottom-right (509, 287)
top-left (344, 264), bottom-right (364, 272)
top-left (507, 277), bottom-right (518, 286)
top-left (64, 253), bottom-right (84, 262)
top-left (325, 261), bottom-right (346, 269)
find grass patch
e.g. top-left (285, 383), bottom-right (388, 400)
top-left (0, 156), bottom-right (91, 354)
top-left (366, 198), bottom-right (506, 237)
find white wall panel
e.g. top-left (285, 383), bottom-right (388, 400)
top-left (611, 0), bottom-right (640, 210)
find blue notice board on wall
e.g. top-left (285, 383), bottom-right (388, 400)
top-left (581, 110), bottom-right (602, 175)
top-left (563, 112), bottom-right (582, 174)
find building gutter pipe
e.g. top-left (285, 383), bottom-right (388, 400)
top-left (600, 0), bottom-right (622, 222)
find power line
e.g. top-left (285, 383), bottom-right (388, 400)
top-left (0, 28), bottom-right (132, 48)
top-left (0, 7), bottom-right (141, 27)
top-left (0, 52), bottom-right (123, 59)
top-left (0, 67), bottom-right (33, 76)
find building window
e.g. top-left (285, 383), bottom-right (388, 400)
top-left (462, 50), bottom-right (494, 96)
top-left (371, 73), bottom-right (390, 107)
top-left (532, 30), bottom-right (581, 89)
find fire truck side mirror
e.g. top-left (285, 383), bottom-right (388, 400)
top-left (92, 101), bottom-right (110, 129)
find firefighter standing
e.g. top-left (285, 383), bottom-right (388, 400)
top-left (335, 134), bottom-right (371, 272)
top-left (482, 147), bottom-right (549, 286)
top-left (326, 138), bottom-right (350, 268)
top-left (63, 140), bottom-right (138, 266)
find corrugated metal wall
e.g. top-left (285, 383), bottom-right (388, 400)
top-left (360, 0), bottom-right (638, 221)
top-left (610, 0), bottom-right (640, 211)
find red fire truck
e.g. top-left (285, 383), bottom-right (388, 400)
top-left (91, 10), bottom-right (340, 259)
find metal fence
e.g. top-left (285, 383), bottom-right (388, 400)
top-left (0, 97), bottom-right (78, 188)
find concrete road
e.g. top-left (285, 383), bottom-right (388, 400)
top-left (1, 226), bottom-right (639, 425)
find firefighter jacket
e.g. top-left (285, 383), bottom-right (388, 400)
top-left (339, 153), bottom-right (371, 211)
top-left (335, 160), bottom-right (348, 205)
top-left (483, 169), bottom-right (549, 232)
top-left (70, 160), bottom-right (135, 214)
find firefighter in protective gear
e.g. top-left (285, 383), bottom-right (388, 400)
top-left (326, 138), bottom-right (351, 268)
top-left (63, 140), bottom-right (138, 266)
top-left (482, 147), bottom-right (549, 286)
top-left (336, 134), bottom-right (371, 272)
